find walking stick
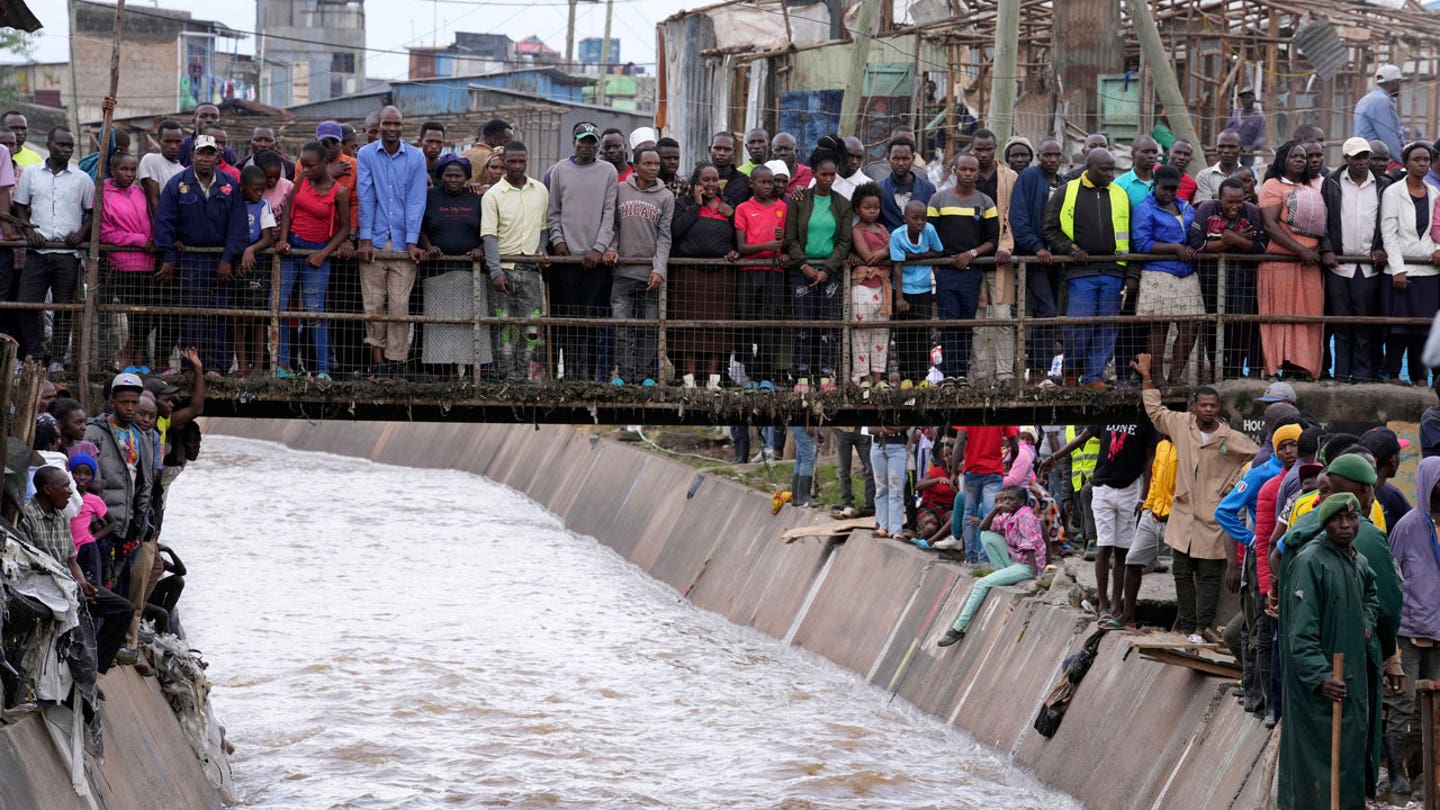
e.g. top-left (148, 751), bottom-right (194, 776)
top-left (1331, 652), bottom-right (1344, 810)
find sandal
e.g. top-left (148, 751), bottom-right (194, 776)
top-left (1098, 616), bottom-right (1123, 630)
top-left (874, 529), bottom-right (889, 538)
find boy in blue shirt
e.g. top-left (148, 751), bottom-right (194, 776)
top-left (889, 200), bottom-right (944, 386)
top-left (236, 165), bottom-right (276, 377)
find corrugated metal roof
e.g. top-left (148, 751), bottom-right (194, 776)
top-left (1293, 19), bottom-right (1346, 81)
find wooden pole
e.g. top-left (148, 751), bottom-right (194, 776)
top-left (597, 0), bottom-right (614, 106)
top-left (78, 0), bottom-right (126, 415)
top-left (838, 0), bottom-right (879, 138)
top-left (1123, 0), bottom-right (1201, 161)
top-left (987, 0), bottom-right (1020, 143)
top-left (565, 0), bottom-right (579, 67)
top-left (1331, 652), bottom-right (1344, 810)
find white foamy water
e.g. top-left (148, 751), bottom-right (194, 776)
top-left (169, 436), bottom-right (1077, 810)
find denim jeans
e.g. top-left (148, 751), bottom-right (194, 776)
top-left (955, 471), bottom-right (1002, 563)
top-left (610, 275), bottom-right (659, 382)
top-left (935, 271), bottom-right (982, 378)
top-left (951, 531), bottom-right (1034, 632)
top-left (278, 235), bottom-right (333, 373)
top-left (1064, 274), bottom-right (1124, 383)
top-left (792, 276), bottom-right (840, 378)
top-left (790, 427), bottom-right (817, 476)
top-left (870, 441), bottom-right (907, 534)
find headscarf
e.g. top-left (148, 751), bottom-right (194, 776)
top-left (763, 159), bottom-right (790, 180)
top-left (1317, 491), bottom-right (1361, 526)
top-left (433, 153), bottom-right (472, 182)
top-left (1326, 453), bottom-right (1377, 485)
top-left (1272, 423), bottom-right (1303, 451)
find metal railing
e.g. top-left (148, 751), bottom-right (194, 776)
top-left (0, 239), bottom-right (1431, 410)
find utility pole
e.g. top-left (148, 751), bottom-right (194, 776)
top-left (597, 0), bottom-right (614, 106)
top-left (838, 0), bottom-right (879, 138)
top-left (565, 0), bottom-right (578, 67)
top-left (987, 0), bottom-right (1020, 143)
top-left (66, 0), bottom-right (81, 141)
top-left (1124, 0), bottom-right (1201, 155)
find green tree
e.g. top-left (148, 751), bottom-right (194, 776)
top-left (0, 31), bottom-right (38, 109)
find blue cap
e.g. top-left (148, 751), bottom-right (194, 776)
top-left (316, 120), bottom-right (344, 142)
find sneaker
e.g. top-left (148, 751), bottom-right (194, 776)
top-left (937, 628), bottom-right (965, 647)
top-left (793, 377), bottom-right (810, 393)
top-left (682, 373), bottom-right (697, 388)
top-left (641, 379), bottom-right (656, 387)
top-left (758, 380), bottom-right (775, 392)
top-left (276, 367), bottom-right (295, 378)
top-left (1083, 542), bottom-right (1098, 561)
top-left (706, 374), bottom-right (722, 391)
top-left (818, 377), bottom-right (835, 393)
top-left (933, 536), bottom-right (962, 550)
top-left (761, 446), bottom-right (776, 463)
top-left (744, 381), bottom-right (760, 393)
top-left (899, 379), bottom-right (915, 391)
top-left (916, 380), bottom-right (932, 389)
top-left (316, 372), bottom-right (333, 381)
top-left (1186, 633), bottom-right (1205, 645)
top-left (860, 380), bottom-right (872, 389)
top-left (113, 647), bottom-right (138, 666)
top-left (48, 362), bottom-right (65, 373)
top-left (611, 377), bottom-right (626, 386)
top-left (840, 506), bottom-right (857, 519)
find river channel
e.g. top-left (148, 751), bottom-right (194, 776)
top-left (170, 436), bottom-right (1077, 809)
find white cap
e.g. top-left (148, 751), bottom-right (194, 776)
top-left (628, 127), bottom-right (657, 150)
top-left (1342, 137), bottom-right (1372, 157)
top-left (1376, 64), bottom-right (1404, 82)
top-left (763, 159), bottom-right (790, 179)
top-left (192, 134), bottom-right (218, 152)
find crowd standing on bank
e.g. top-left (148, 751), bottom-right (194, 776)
top-left (0, 63), bottom-right (1437, 388)
top-left (5, 362), bottom-right (203, 718)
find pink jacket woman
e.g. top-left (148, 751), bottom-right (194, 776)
top-left (99, 177), bottom-right (152, 272)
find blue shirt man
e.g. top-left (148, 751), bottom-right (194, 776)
top-left (355, 106), bottom-right (428, 369)
top-left (1353, 65), bottom-right (1406, 160)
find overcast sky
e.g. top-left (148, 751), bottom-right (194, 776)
top-left (19, 0), bottom-right (688, 82)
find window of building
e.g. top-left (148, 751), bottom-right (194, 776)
top-left (332, 52), bottom-right (355, 74)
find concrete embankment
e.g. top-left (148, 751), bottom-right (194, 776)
top-left (0, 667), bottom-right (226, 810)
top-left (208, 417), bottom-right (1276, 810)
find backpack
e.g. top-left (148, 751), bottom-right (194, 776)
top-left (1282, 183), bottom-right (1327, 238)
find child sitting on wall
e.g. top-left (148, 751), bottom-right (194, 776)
top-left (937, 485), bottom-right (1047, 647)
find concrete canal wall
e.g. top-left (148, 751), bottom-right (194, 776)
top-left (208, 417), bottom-right (1278, 810)
top-left (0, 667), bottom-right (225, 810)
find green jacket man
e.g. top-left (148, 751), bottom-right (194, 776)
top-left (1279, 492), bottom-right (1379, 809)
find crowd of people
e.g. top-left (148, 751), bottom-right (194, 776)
top-left (0, 62), bottom-right (1436, 388)
top-left (4, 363), bottom-right (203, 709)
top-left (772, 363), bottom-right (1440, 807)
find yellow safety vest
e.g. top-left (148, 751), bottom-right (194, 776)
top-left (1059, 176), bottom-right (1130, 265)
top-left (1066, 426), bottom-right (1100, 491)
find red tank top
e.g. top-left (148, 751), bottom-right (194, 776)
top-left (291, 178), bottom-right (338, 244)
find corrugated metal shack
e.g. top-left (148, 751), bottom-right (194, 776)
top-left (656, 0), bottom-right (1440, 168)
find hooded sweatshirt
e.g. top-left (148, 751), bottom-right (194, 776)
top-left (613, 174), bottom-right (674, 282)
top-left (1390, 456), bottom-right (1440, 641)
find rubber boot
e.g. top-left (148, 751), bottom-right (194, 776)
top-left (1386, 735), bottom-right (1412, 795)
top-left (794, 475), bottom-right (813, 507)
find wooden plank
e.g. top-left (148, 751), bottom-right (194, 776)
top-left (1139, 649), bottom-right (1242, 679)
top-left (781, 517), bottom-right (876, 542)
top-left (1125, 633), bottom-right (1232, 654)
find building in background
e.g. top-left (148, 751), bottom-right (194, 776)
top-left (71, 0), bottom-right (254, 121)
top-left (578, 37), bottom-right (620, 69)
top-left (255, 0), bottom-right (367, 107)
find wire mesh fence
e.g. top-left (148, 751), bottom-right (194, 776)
top-left (0, 241), bottom-right (1432, 393)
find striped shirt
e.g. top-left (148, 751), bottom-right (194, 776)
top-left (20, 498), bottom-right (74, 568)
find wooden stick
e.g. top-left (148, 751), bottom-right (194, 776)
top-left (79, 0), bottom-right (127, 415)
top-left (1331, 651), bottom-right (1343, 810)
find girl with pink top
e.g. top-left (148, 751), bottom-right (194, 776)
top-left (1002, 427), bottom-right (1038, 488)
top-left (99, 153), bottom-right (156, 370)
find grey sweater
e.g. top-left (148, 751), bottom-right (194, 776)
top-left (546, 157), bottom-right (618, 256)
top-left (613, 175), bottom-right (675, 281)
